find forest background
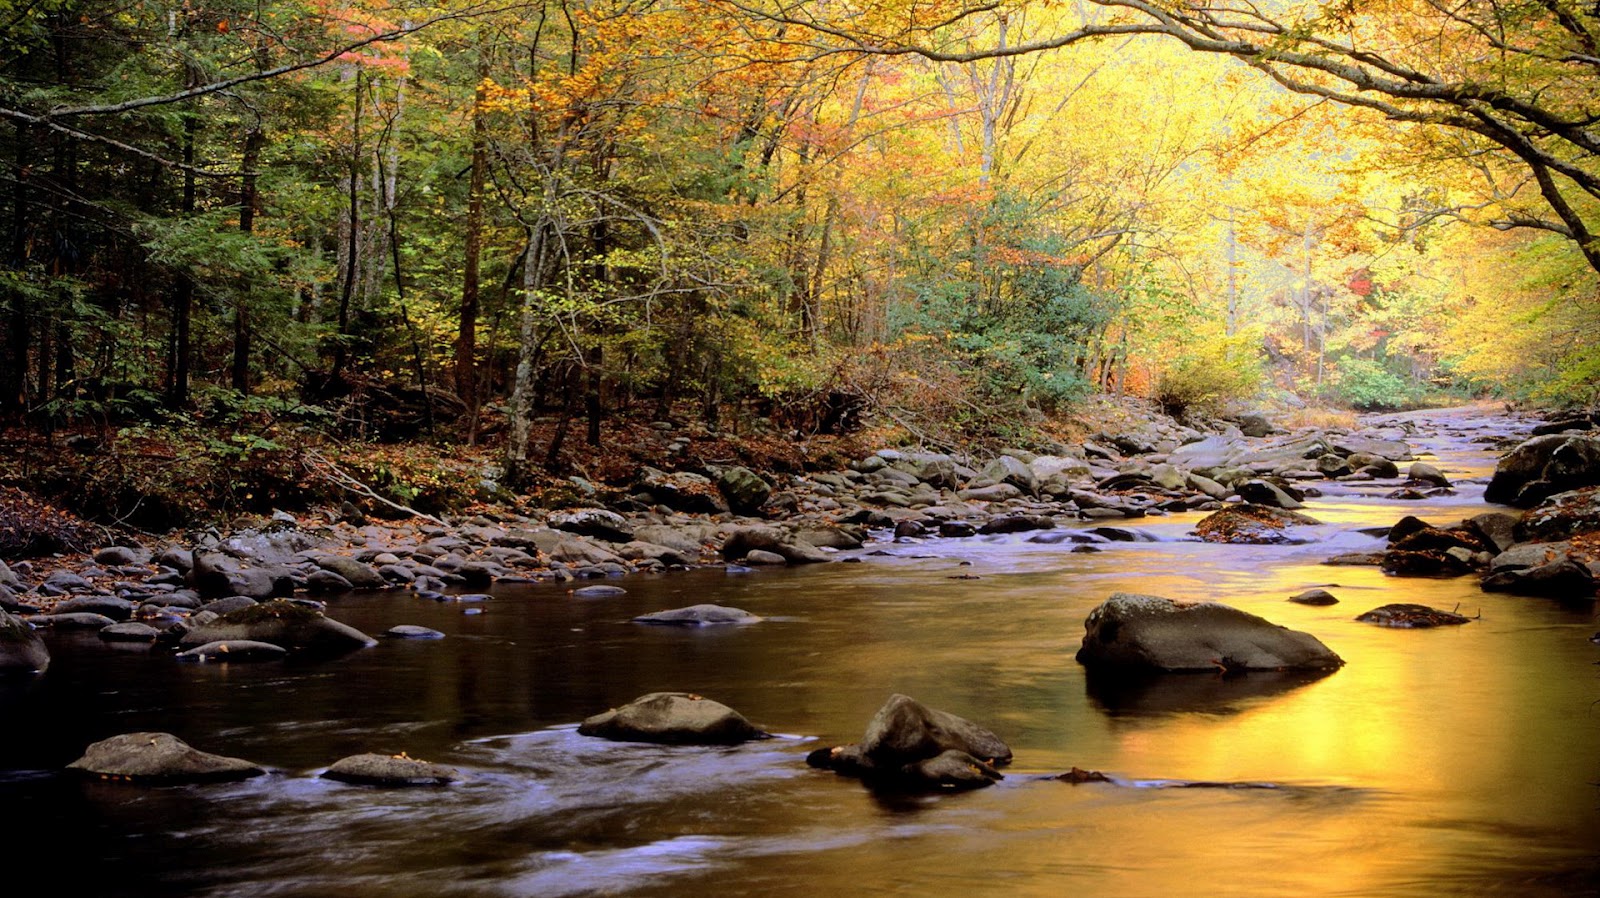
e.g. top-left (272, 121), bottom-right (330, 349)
top-left (2, 0), bottom-right (1598, 531)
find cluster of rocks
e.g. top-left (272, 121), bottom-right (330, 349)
top-left (67, 732), bottom-right (457, 787)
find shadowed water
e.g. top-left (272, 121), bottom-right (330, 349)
top-left (2, 407), bottom-right (1596, 897)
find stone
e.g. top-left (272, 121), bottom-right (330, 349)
top-left (305, 569), bottom-right (355, 593)
top-left (67, 732), bottom-right (265, 782)
top-left (744, 549), bottom-right (787, 565)
top-left (1330, 435), bottom-right (1412, 461)
top-left (549, 508), bottom-right (636, 542)
top-left (805, 694), bottom-right (1010, 792)
top-left (191, 553), bottom-right (285, 601)
top-left (53, 595), bottom-right (135, 621)
top-left (1485, 434), bottom-right (1600, 507)
top-left (1289, 588), bottom-right (1339, 606)
top-left (714, 466), bottom-right (772, 515)
top-left (1075, 593), bottom-right (1344, 672)
top-left (178, 599), bottom-right (375, 657)
top-left (1194, 505), bottom-right (1320, 544)
top-left (638, 469), bottom-right (730, 514)
top-left (1238, 413), bottom-right (1274, 438)
top-left (313, 555), bottom-right (386, 589)
top-left (982, 455), bottom-right (1038, 494)
top-left (1481, 560), bottom-right (1597, 601)
top-left (572, 584), bottom-right (627, 598)
top-left (98, 622), bottom-right (162, 643)
top-left (1235, 479), bottom-right (1303, 509)
top-left (201, 596), bottom-right (259, 616)
top-left (29, 612), bottom-right (117, 629)
top-left (721, 526), bottom-right (829, 564)
top-left (578, 692), bottom-right (769, 745)
top-left (977, 514), bottom-right (1054, 535)
top-left (322, 753), bottom-right (456, 786)
top-left (384, 625), bottom-right (445, 639)
top-left (0, 610), bottom-right (49, 675)
top-left (1355, 604), bottom-right (1472, 628)
top-left (93, 546), bottom-right (143, 567)
top-left (1464, 512), bottom-right (1519, 553)
top-left (1407, 461), bottom-right (1450, 488)
top-left (546, 537), bottom-right (625, 566)
top-left (1515, 487), bottom-right (1600, 543)
top-left (632, 604), bottom-right (761, 626)
top-left (176, 640), bottom-right (291, 662)
top-left (958, 483), bottom-right (1023, 503)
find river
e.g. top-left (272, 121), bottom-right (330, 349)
top-left (2, 407), bottom-right (1597, 897)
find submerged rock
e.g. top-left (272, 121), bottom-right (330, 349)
top-left (322, 753), bottom-right (456, 786)
top-left (1288, 589), bottom-right (1340, 606)
top-left (176, 639), bottom-right (289, 662)
top-left (66, 732), bottom-right (265, 783)
top-left (578, 692), bottom-right (769, 745)
top-left (1355, 603), bottom-right (1472, 627)
top-left (1075, 593), bottom-right (1344, 672)
top-left (632, 604), bottom-right (761, 626)
top-left (384, 625), bottom-right (445, 639)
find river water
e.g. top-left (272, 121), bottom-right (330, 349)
top-left (3, 408), bottom-right (1597, 897)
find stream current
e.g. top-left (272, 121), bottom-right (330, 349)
top-left (2, 407), bottom-right (1597, 897)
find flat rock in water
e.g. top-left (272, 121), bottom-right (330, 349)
top-left (0, 610), bottom-right (49, 675)
top-left (384, 625), bottom-right (445, 639)
top-left (633, 604), bottom-right (761, 626)
top-left (322, 753), bottom-right (456, 786)
top-left (1076, 593), bottom-right (1345, 672)
top-left (178, 599), bottom-right (375, 657)
top-left (1194, 505), bottom-right (1320, 544)
top-left (578, 692), bottom-right (769, 745)
top-left (66, 732), bottom-right (265, 782)
top-left (53, 595), bottom-right (135, 621)
top-left (99, 621), bottom-right (162, 643)
top-left (571, 584), bottom-right (627, 598)
top-left (1355, 603), bottom-right (1472, 628)
top-left (176, 639), bottom-right (289, 662)
top-left (1289, 589), bottom-right (1340, 606)
top-left (29, 612), bottom-right (117, 629)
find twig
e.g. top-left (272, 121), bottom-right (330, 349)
top-left (302, 449), bottom-right (446, 527)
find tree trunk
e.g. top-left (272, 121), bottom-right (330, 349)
top-left (504, 226), bottom-right (544, 488)
top-left (166, 102), bottom-right (197, 409)
top-left (332, 68), bottom-right (363, 378)
top-left (3, 121), bottom-right (29, 417)
top-left (233, 123), bottom-right (263, 394)
top-left (456, 48), bottom-right (490, 416)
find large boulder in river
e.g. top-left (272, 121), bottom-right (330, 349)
top-left (191, 552), bottom-right (290, 600)
top-left (178, 599), bottom-right (375, 657)
top-left (1514, 487), bottom-right (1600, 543)
top-left (1484, 434), bottom-right (1600, 507)
top-left (578, 692), bottom-right (769, 745)
top-left (1075, 593), bottom-right (1344, 672)
top-left (805, 694), bottom-right (1010, 791)
top-left (0, 609), bottom-right (49, 675)
top-left (67, 732), bottom-right (264, 783)
top-left (1194, 505), bottom-right (1320, 544)
top-left (1235, 479), bottom-right (1304, 509)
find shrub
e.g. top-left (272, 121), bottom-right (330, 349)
top-left (1153, 335), bottom-right (1265, 416)
top-left (1328, 357), bottom-right (1415, 411)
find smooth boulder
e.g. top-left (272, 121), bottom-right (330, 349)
top-left (578, 692), bottom-right (769, 745)
top-left (805, 694), bottom-right (1010, 791)
top-left (66, 732), bottom-right (264, 782)
top-left (176, 639), bottom-right (290, 662)
top-left (632, 604), bottom-right (762, 626)
top-left (1075, 593), bottom-right (1344, 672)
top-left (178, 599), bottom-right (375, 657)
top-left (0, 610), bottom-right (49, 675)
top-left (322, 753), bottom-right (456, 786)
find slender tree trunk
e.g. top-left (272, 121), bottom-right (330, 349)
top-left (4, 121), bottom-right (29, 416)
top-left (167, 101), bottom-right (197, 409)
top-left (505, 226), bottom-right (544, 488)
top-left (456, 49), bottom-right (489, 414)
top-left (332, 68), bottom-right (363, 379)
top-left (233, 123), bottom-right (263, 394)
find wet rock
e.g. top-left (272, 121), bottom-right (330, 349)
top-left (1075, 593), bottom-right (1344, 672)
top-left (633, 603), bottom-right (761, 625)
top-left (1289, 589), bottom-right (1339, 606)
top-left (1194, 505), bottom-right (1320, 545)
top-left (721, 526), bottom-right (829, 564)
top-left (0, 560), bottom-right (18, 588)
top-left (67, 733), bottom-right (265, 782)
top-left (178, 599), bottom-right (375, 657)
top-left (314, 555), bottom-right (386, 589)
top-left (1322, 552), bottom-right (1386, 566)
top-left (98, 622), bottom-right (162, 643)
top-left (305, 569), bottom-right (355, 593)
top-left (176, 639), bottom-right (291, 662)
top-left (893, 520), bottom-right (926, 539)
top-left (977, 515), bottom-right (1054, 535)
top-left (744, 549), bottom-right (786, 565)
top-left (1484, 434), bottom-right (1600, 507)
top-left (54, 595), bottom-right (135, 621)
top-left (1055, 766), bottom-right (1113, 784)
top-left (1480, 560), bottom-right (1597, 601)
top-left (792, 526), bottom-right (864, 551)
top-left (1463, 512), bottom-right (1520, 554)
top-left (571, 584), bottom-right (627, 598)
top-left (1355, 604), bottom-right (1472, 628)
top-left (1531, 416), bottom-right (1595, 436)
top-left (547, 537), bottom-right (625, 567)
top-left (550, 508), bottom-right (636, 542)
top-left (1235, 479), bottom-right (1303, 509)
top-left (885, 451), bottom-right (961, 489)
top-left (28, 612), bottom-right (117, 629)
top-left (1389, 526), bottom-right (1493, 556)
top-left (1379, 549), bottom-right (1473, 577)
top-left (44, 570), bottom-right (93, 592)
top-left (323, 753), bottom-right (456, 786)
top-left (191, 553), bottom-right (286, 601)
top-left (939, 520), bottom-right (978, 538)
top-left (1315, 454), bottom-right (1352, 477)
top-left (806, 694), bottom-right (1011, 791)
top-left (1515, 487), bottom-right (1600, 543)
top-left (982, 455), bottom-right (1038, 494)
top-left (1330, 435), bottom-right (1412, 461)
top-left (0, 610), bottom-right (49, 675)
top-left (384, 625), bottom-right (445, 639)
top-left (1407, 461), bottom-right (1450, 488)
top-left (1350, 455), bottom-right (1399, 478)
top-left (578, 692), bottom-right (769, 745)
top-left (201, 596), bottom-right (259, 616)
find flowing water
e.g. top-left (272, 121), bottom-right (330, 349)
top-left (3, 407), bottom-right (1598, 897)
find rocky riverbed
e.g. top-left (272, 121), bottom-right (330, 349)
top-left (4, 402), bottom-right (1599, 676)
